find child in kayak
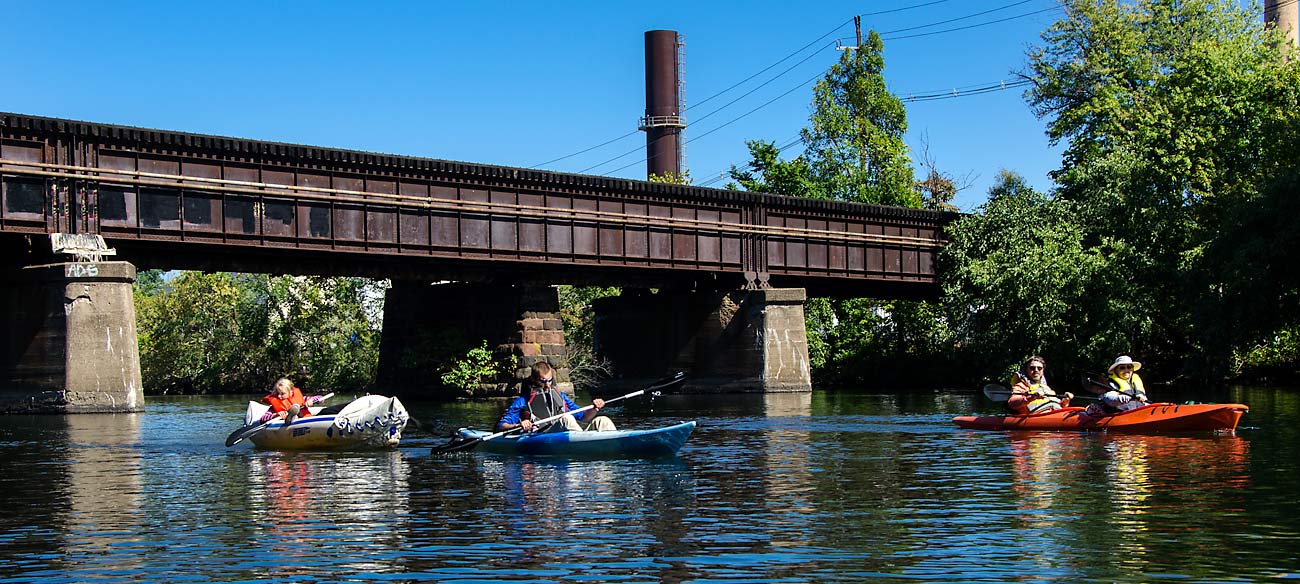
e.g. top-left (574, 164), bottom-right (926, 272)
top-left (1007, 356), bottom-right (1073, 414)
top-left (260, 378), bottom-right (328, 423)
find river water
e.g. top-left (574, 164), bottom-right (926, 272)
top-left (0, 386), bottom-right (1296, 583)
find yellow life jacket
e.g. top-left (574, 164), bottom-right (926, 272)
top-left (1107, 372), bottom-right (1147, 398)
top-left (1009, 376), bottom-right (1061, 413)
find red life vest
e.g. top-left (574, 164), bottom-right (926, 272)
top-left (263, 387), bottom-right (311, 418)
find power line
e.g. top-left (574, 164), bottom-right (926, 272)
top-left (542, 0), bottom-right (970, 174)
top-left (901, 79), bottom-right (1032, 102)
top-left (690, 42), bottom-right (835, 126)
top-left (527, 130), bottom-right (640, 169)
top-left (875, 0), bottom-right (1039, 36)
top-left (690, 20), bottom-right (852, 111)
top-left (882, 7), bottom-right (1062, 41)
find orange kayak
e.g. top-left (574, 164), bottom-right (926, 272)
top-left (953, 402), bottom-right (1248, 433)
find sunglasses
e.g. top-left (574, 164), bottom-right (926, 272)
top-left (537, 377), bottom-right (554, 384)
top-left (1117, 365), bottom-right (1134, 371)
top-left (1026, 365), bottom-right (1044, 371)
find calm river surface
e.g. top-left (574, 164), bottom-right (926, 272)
top-left (1, 386), bottom-right (1297, 583)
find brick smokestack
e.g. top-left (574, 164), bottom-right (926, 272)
top-left (641, 30), bottom-right (684, 179)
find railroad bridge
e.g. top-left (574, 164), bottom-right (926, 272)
top-left (0, 112), bottom-right (956, 412)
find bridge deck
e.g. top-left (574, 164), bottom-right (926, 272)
top-left (1, 113), bottom-right (954, 296)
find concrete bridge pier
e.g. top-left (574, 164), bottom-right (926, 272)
top-left (0, 261), bottom-right (144, 413)
top-left (594, 288), bottom-right (812, 393)
top-left (377, 281), bottom-right (570, 398)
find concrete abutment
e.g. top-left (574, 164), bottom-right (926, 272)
top-left (594, 288), bottom-right (812, 393)
top-left (0, 261), bottom-right (144, 413)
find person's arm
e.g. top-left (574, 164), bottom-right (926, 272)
top-left (497, 398), bottom-right (528, 431)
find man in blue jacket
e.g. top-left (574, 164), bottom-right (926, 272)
top-left (497, 363), bottom-right (616, 433)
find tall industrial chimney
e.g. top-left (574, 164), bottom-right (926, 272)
top-left (641, 30), bottom-right (685, 179)
top-left (1267, 0), bottom-right (1298, 47)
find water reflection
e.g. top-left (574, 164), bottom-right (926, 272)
top-left (242, 451), bottom-right (412, 579)
top-left (1, 390), bottom-right (1297, 583)
top-left (62, 414), bottom-right (145, 576)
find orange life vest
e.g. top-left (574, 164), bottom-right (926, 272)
top-left (263, 387), bottom-right (311, 418)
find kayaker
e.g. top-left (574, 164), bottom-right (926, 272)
top-left (497, 363), bottom-right (616, 433)
top-left (1097, 355), bottom-right (1148, 412)
top-left (260, 378), bottom-right (328, 423)
top-left (1006, 356), bottom-right (1073, 414)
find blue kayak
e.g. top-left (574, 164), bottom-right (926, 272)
top-left (455, 421), bottom-right (696, 458)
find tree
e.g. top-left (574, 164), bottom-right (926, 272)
top-left (940, 171), bottom-right (1110, 380)
top-left (728, 30), bottom-right (918, 207)
top-left (1017, 0), bottom-right (1300, 380)
top-left (726, 29), bottom-right (962, 387)
top-left (726, 140), bottom-right (818, 197)
top-left (804, 30), bottom-right (918, 206)
top-left (134, 273), bottom-right (388, 394)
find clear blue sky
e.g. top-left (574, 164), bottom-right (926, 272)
top-left (3, 0), bottom-right (1073, 212)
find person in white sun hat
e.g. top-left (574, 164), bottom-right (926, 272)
top-left (1099, 355), bottom-right (1148, 412)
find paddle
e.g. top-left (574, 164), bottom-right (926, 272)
top-left (225, 392), bottom-right (335, 447)
top-left (432, 371), bottom-right (686, 454)
top-left (982, 383), bottom-right (1093, 402)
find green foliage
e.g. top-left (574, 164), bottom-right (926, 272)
top-left (558, 285), bottom-right (620, 386)
top-left (727, 140), bottom-right (819, 197)
top-left (940, 171), bottom-right (1111, 379)
top-left (728, 31), bottom-right (918, 207)
top-left (439, 341), bottom-right (516, 391)
top-left (725, 29), bottom-right (954, 387)
top-left (134, 272), bottom-right (388, 394)
top-left (951, 0), bottom-right (1300, 381)
top-left (648, 171), bottom-right (692, 185)
top-left (803, 31), bottom-right (918, 207)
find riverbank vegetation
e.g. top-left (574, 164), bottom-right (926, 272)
top-left (728, 0), bottom-right (1300, 386)
top-left (134, 272), bottom-right (386, 394)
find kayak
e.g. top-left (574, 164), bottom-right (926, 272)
top-left (953, 402), bottom-right (1248, 433)
top-left (242, 394), bottom-right (409, 450)
top-left (453, 421), bottom-right (697, 457)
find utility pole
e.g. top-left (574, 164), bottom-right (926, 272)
top-left (854, 15), bottom-right (862, 50)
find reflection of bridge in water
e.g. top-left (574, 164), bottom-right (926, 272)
top-left (0, 113), bottom-right (956, 411)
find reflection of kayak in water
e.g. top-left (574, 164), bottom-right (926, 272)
top-left (452, 421), bottom-right (696, 458)
top-left (242, 395), bottom-right (409, 450)
top-left (953, 403), bottom-right (1248, 433)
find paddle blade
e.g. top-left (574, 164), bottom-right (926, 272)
top-left (225, 419), bottom-right (271, 447)
top-left (647, 371), bottom-right (686, 394)
top-left (983, 383), bottom-right (1013, 402)
top-left (432, 431), bottom-right (486, 454)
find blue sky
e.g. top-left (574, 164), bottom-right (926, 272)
top-left (3, 0), bottom-right (1071, 212)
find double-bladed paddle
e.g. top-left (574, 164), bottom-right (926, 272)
top-left (982, 383), bottom-right (1092, 402)
top-left (224, 392), bottom-right (335, 447)
top-left (432, 371), bottom-right (686, 454)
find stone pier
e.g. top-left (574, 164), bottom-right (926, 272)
top-left (0, 261), bottom-right (144, 413)
top-left (377, 281), bottom-right (570, 398)
top-left (594, 288), bottom-right (812, 393)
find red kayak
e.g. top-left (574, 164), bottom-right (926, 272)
top-left (953, 402), bottom-right (1248, 433)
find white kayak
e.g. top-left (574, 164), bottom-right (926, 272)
top-left (242, 394), bottom-right (408, 450)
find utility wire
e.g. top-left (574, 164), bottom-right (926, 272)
top-left (544, 0), bottom-right (967, 173)
top-left (872, 0), bottom-right (1038, 37)
top-left (690, 42), bottom-right (835, 126)
top-left (883, 7), bottom-right (1062, 40)
top-left (528, 130), bottom-right (640, 169)
top-left (582, 1), bottom-right (1062, 176)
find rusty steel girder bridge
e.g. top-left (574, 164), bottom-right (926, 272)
top-left (0, 112), bottom-right (955, 296)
